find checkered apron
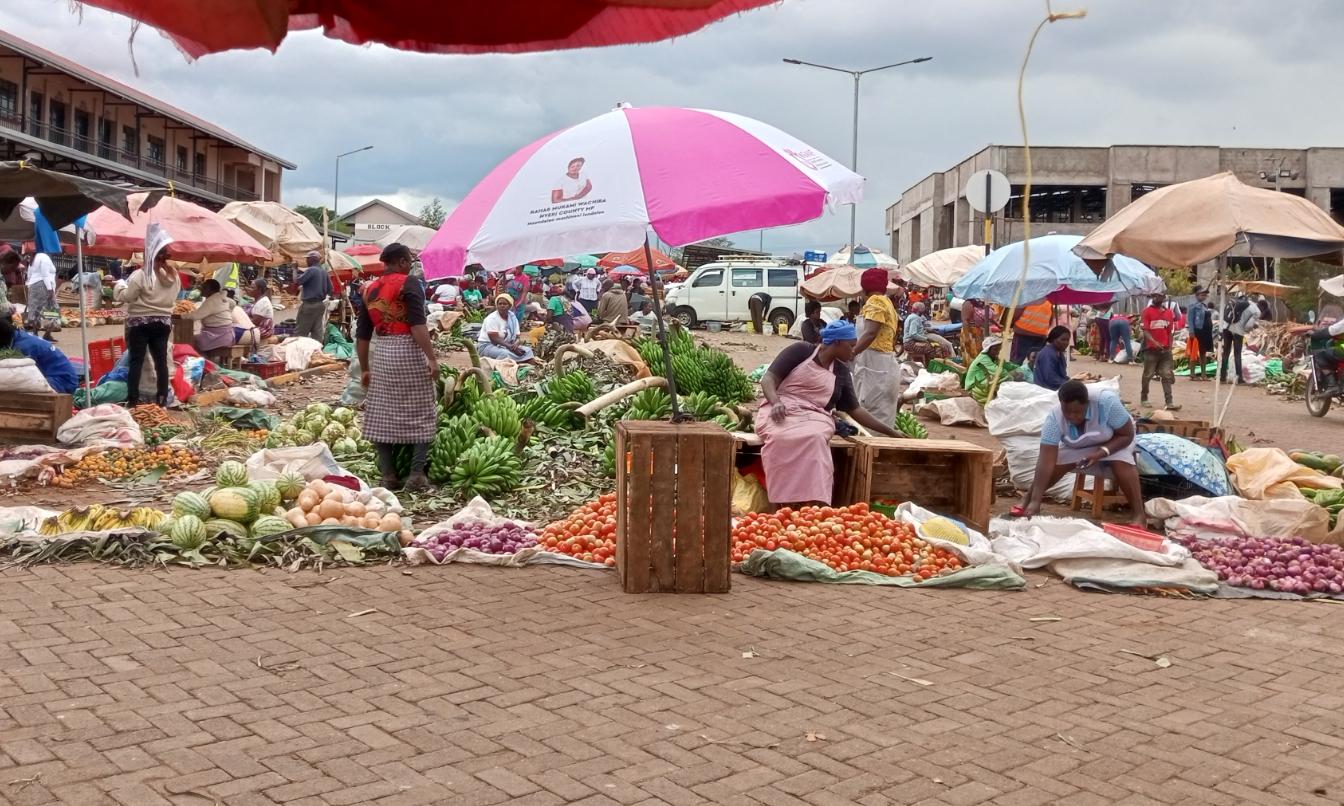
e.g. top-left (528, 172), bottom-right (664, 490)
top-left (361, 334), bottom-right (437, 444)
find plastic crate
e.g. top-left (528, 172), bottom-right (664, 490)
top-left (239, 360), bottom-right (287, 380)
top-left (87, 337), bottom-right (126, 381)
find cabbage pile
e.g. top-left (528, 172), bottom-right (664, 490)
top-left (413, 519), bottom-right (537, 562)
top-left (266, 403), bottom-right (369, 459)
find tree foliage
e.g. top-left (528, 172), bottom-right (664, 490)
top-left (293, 205), bottom-right (350, 234)
top-left (1278, 259), bottom-right (1340, 320)
top-left (419, 198), bottom-right (447, 229)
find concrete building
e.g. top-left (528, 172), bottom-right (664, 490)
top-left (0, 29), bottom-right (293, 208)
top-left (336, 198), bottom-right (421, 243)
top-left (886, 145), bottom-right (1344, 267)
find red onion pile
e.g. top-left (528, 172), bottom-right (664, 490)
top-left (413, 519), bottom-right (537, 562)
top-left (1189, 535), bottom-right (1344, 595)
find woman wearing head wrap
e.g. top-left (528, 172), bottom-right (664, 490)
top-left (755, 319), bottom-right (899, 507)
top-left (850, 268), bottom-right (901, 427)
top-left (477, 292), bottom-right (538, 364)
top-left (356, 243), bottom-right (439, 491)
top-left (959, 298), bottom-right (993, 361)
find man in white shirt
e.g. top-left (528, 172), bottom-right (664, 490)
top-left (551, 157), bottom-right (593, 204)
top-left (576, 268), bottom-right (602, 313)
top-left (432, 279), bottom-right (461, 307)
top-left (24, 251), bottom-right (58, 338)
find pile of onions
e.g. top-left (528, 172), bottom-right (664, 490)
top-left (1189, 535), bottom-right (1344, 595)
top-left (413, 519), bottom-right (536, 562)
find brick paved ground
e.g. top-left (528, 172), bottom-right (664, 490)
top-left (2, 564), bottom-right (1343, 806)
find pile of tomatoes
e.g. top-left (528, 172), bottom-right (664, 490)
top-left (538, 493), bottom-right (618, 567)
top-left (732, 502), bottom-right (965, 579)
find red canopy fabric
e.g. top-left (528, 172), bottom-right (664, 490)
top-left (344, 243), bottom-right (382, 256)
top-left (79, 193), bottom-right (270, 263)
top-left (598, 245), bottom-right (679, 272)
top-left (82, 0), bottom-right (776, 59)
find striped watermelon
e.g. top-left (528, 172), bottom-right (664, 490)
top-left (215, 460), bottom-right (249, 488)
top-left (275, 472), bottom-right (306, 501)
top-left (249, 515), bottom-right (292, 538)
top-left (172, 491), bottom-right (211, 520)
top-left (248, 481), bottom-right (281, 514)
top-left (170, 515), bottom-right (207, 550)
top-left (204, 519), bottom-right (249, 540)
top-left (207, 487), bottom-right (261, 524)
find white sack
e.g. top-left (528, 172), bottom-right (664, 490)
top-left (0, 357), bottom-right (54, 393)
top-left (989, 515), bottom-right (1188, 569)
top-left (56, 404), bottom-right (143, 447)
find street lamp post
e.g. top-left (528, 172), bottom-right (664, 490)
top-left (783, 56), bottom-right (931, 252)
top-left (333, 145), bottom-right (374, 218)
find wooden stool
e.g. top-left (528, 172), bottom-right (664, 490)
top-left (1070, 471), bottom-right (1127, 518)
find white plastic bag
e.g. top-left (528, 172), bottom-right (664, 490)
top-left (0, 357), bottom-right (54, 393)
top-left (56, 404), bottom-right (143, 447)
top-left (227, 386), bottom-right (276, 407)
top-left (989, 515), bottom-right (1188, 569)
top-left (1000, 434), bottom-right (1074, 503)
top-left (0, 505), bottom-right (59, 535)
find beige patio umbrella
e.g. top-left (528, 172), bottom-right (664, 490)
top-left (800, 267), bottom-right (900, 301)
top-left (1074, 172), bottom-right (1344, 267)
top-left (899, 244), bottom-right (987, 288)
top-left (218, 200), bottom-right (323, 264)
top-left (373, 224), bottom-right (439, 253)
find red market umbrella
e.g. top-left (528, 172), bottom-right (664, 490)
top-left (79, 0), bottom-right (777, 60)
top-left (598, 245), bottom-right (680, 273)
top-left (344, 243), bottom-right (382, 256)
top-left (80, 193), bottom-right (270, 263)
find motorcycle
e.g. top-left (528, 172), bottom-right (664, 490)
top-left (1303, 334), bottom-right (1344, 417)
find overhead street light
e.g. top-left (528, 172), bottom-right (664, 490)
top-left (333, 145), bottom-right (374, 219)
top-left (783, 56), bottom-right (932, 250)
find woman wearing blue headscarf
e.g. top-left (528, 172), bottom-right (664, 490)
top-left (755, 320), bottom-right (900, 507)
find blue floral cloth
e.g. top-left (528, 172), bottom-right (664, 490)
top-left (1134, 432), bottom-right (1232, 497)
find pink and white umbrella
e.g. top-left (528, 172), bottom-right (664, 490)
top-left (421, 105), bottom-right (863, 279)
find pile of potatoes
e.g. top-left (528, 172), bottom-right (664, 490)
top-left (283, 478), bottom-right (407, 537)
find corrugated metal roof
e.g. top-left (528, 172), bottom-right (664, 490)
top-left (0, 28), bottom-right (296, 170)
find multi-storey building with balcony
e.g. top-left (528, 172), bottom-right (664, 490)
top-left (0, 29), bottom-right (293, 208)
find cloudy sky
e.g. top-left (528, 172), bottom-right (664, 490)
top-left (3, 0), bottom-right (1339, 254)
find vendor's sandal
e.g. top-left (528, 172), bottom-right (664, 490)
top-left (1008, 505), bottom-right (1029, 518)
top-left (403, 472), bottom-right (432, 492)
top-left (1165, 404), bottom-right (1182, 411)
top-left (1140, 400), bottom-right (1152, 408)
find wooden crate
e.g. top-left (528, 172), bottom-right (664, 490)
top-left (850, 437), bottom-right (994, 533)
top-left (732, 433), bottom-right (861, 506)
top-left (1136, 418), bottom-right (1224, 447)
top-left (0, 392), bottom-right (73, 443)
top-left (616, 421), bottom-right (734, 593)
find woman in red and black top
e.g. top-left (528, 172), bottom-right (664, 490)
top-left (355, 243), bottom-right (440, 490)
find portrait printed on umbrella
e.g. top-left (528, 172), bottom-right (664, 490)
top-left (551, 157), bottom-right (593, 204)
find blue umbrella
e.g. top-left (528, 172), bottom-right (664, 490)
top-left (952, 234), bottom-right (1161, 306)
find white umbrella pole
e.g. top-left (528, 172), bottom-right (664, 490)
top-left (76, 227), bottom-right (91, 402)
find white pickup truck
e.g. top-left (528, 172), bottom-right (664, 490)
top-left (662, 260), bottom-right (804, 331)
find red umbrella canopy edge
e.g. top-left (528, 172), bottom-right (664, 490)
top-left (82, 0), bottom-right (778, 59)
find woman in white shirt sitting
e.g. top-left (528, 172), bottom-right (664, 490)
top-left (246, 278), bottom-right (275, 341)
top-left (432, 279), bottom-right (461, 308)
top-left (476, 294), bottom-right (537, 364)
top-left (186, 279), bottom-right (238, 354)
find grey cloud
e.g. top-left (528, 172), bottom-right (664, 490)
top-left (5, 0), bottom-right (1344, 254)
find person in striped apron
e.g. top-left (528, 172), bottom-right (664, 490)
top-left (355, 243), bottom-right (439, 491)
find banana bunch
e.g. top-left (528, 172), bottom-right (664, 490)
top-left (633, 337), bottom-right (665, 371)
top-left (38, 505), bottom-right (166, 535)
top-left (895, 411), bottom-right (928, 439)
top-left (681, 391), bottom-right (723, 421)
top-left (449, 436), bottom-right (523, 497)
top-left (601, 443), bottom-right (616, 477)
top-left (519, 396), bottom-right (574, 429)
top-left (671, 352), bottom-right (706, 394)
top-left (624, 388), bottom-right (671, 421)
top-left (668, 323), bottom-right (697, 356)
top-left (428, 414), bottom-right (478, 484)
top-left (474, 395), bottom-right (523, 440)
top-left (546, 370), bottom-right (596, 405)
top-left (699, 348), bottom-right (756, 404)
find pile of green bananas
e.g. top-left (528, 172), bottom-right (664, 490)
top-left (670, 352), bottom-right (707, 394)
top-left (546, 370), bottom-right (596, 405)
top-left (895, 410), bottom-right (928, 439)
top-left (633, 337), bottom-right (665, 370)
top-left (624, 388), bottom-right (671, 421)
top-left (474, 395), bottom-right (523, 440)
top-left (450, 435), bottom-right (523, 497)
top-left (38, 505), bottom-right (167, 535)
top-left (698, 348), bottom-right (755, 404)
top-left (519, 396), bottom-right (575, 429)
top-left (428, 414), bottom-right (478, 484)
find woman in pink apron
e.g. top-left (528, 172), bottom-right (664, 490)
top-left (1020, 380), bottom-right (1145, 525)
top-left (755, 320), bottom-right (900, 507)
